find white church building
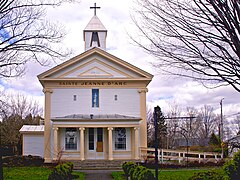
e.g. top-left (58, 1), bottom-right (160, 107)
top-left (20, 4), bottom-right (153, 163)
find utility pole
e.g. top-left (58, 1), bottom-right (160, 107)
top-left (0, 122), bottom-right (3, 180)
top-left (154, 106), bottom-right (160, 180)
top-left (220, 98), bottom-right (224, 140)
top-left (220, 98), bottom-right (224, 158)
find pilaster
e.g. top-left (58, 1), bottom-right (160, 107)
top-left (43, 88), bottom-right (53, 163)
top-left (138, 88), bottom-right (148, 148)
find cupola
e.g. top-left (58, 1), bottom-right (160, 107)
top-left (83, 3), bottom-right (107, 51)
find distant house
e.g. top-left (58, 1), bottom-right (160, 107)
top-left (174, 137), bottom-right (200, 148)
top-left (227, 135), bottom-right (240, 156)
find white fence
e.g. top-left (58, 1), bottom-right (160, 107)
top-left (140, 147), bottom-right (223, 163)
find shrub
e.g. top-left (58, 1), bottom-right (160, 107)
top-left (48, 162), bottom-right (74, 180)
top-left (3, 155), bottom-right (44, 167)
top-left (223, 150), bottom-right (240, 179)
top-left (122, 162), bottom-right (137, 176)
top-left (122, 162), bottom-right (154, 180)
top-left (132, 165), bottom-right (145, 180)
top-left (189, 169), bottom-right (226, 180)
top-left (138, 168), bottom-right (155, 180)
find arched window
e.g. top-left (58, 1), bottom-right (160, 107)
top-left (90, 32), bottom-right (100, 47)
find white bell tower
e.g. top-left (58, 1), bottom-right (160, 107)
top-left (84, 3), bottom-right (107, 51)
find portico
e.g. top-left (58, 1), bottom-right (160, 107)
top-left (51, 115), bottom-right (141, 161)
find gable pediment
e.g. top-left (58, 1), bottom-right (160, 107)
top-left (57, 59), bottom-right (131, 79)
top-left (38, 48), bottom-right (153, 81)
top-left (79, 67), bottom-right (113, 77)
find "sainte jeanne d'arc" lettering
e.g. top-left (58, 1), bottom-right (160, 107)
top-left (59, 81), bottom-right (127, 86)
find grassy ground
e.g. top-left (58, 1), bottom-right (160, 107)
top-left (3, 167), bottom-right (84, 180)
top-left (112, 168), bottom-right (215, 180)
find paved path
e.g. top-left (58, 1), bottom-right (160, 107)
top-left (79, 170), bottom-right (115, 180)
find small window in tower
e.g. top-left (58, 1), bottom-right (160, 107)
top-left (114, 95), bottom-right (118, 101)
top-left (73, 95), bottom-right (77, 101)
top-left (90, 32), bottom-right (100, 47)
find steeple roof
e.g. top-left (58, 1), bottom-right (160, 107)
top-left (84, 15), bottom-right (107, 31)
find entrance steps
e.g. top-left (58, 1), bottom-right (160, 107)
top-left (71, 160), bottom-right (140, 170)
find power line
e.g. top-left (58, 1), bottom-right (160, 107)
top-left (225, 112), bottom-right (240, 118)
top-left (164, 116), bottom-right (196, 120)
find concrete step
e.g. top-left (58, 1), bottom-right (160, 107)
top-left (70, 160), bottom-right (140, 170)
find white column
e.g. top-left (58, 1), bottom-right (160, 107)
top-left (108, 127), bottom-right (113, 160)
top-left (53, 127), bottom-right (58, 160)
top-left (79, 127), bottom-right (85, 161)
top-left (134, 127), bottom-right (139, 159)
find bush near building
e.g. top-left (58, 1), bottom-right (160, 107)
top-left (122, 162), bottom-right (154, 180)
top-left (48, 162), bottom-right (77, 180)
top-left (223, 150), bottom-right (240, 179)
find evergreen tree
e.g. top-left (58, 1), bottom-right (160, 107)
top-left (209, 132), bottom-right (221, 147)
top-left (155, 106), bottom-right (168, 149)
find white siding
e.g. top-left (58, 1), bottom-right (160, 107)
top-left (23, 134), bottom-right (44, 157)
top-left (85, 32), bottom-right (91, 50)
top-left (51, 88), bottom-right (140, 117)
top-left (98, 32), bottom-right (106, 50)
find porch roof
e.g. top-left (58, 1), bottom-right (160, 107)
top-left (52, 114), bottom-right (141, 121)
top-left (19, 125), bottom-right (44, 133)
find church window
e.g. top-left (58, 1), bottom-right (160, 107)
top-left (65, 128), bottom-right (77, 150)
top-left (92, 89), bottom-right (99, 107)
top-left (89, 128), bottom-right (94, 150)
top-left (73, 95), bottom-right (77, 101)
top-left (90, 31), bottom-right (100, 47)
top-left (114, 95), bottom-right (118, 101)
top-left (115, 128), bottom-right (126, 150)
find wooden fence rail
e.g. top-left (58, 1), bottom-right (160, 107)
top-left (140, 147), bottom-right (223, 163)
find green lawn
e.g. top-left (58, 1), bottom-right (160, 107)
top-left (112, 168), bottom-right (216, 180)
top-left (3, 167), bottom-right (84, 180)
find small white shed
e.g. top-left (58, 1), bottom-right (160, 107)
top-left (19, 125), bottom-right (44, 157)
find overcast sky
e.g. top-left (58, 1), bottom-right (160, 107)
top-left (1, 0), bottom-right (239, 119)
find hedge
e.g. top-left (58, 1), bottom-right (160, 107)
top-left (48, 162), bottom-right (75, 180)
top-left (122, 162), bottom-right (154, 180)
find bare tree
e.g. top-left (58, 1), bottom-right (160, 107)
top-left (197, 105), bottom-right (218, 145)
top-left (184, 107), bottom-right (201, 146)
top-left (0, 0), bottom-right (75, 78)
top-left (0, 92), bottom-right (43, 119)
top-left (0, 93), bottom-right (43, 152)
top-left (234, 114), bottom-right (240, 135)
top-left (132, 0), bottom-right (240, 92)
top-left (165, 102), bottom-right (183, 148)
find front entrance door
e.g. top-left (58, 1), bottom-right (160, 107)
top-left (87, 128), bottom-right (104, 159)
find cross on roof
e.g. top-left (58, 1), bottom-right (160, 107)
top-left (90, 3), bottom-right (100, 16)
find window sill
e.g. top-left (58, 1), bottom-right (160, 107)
top-left (63, 150), bottom-right (80, 154)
